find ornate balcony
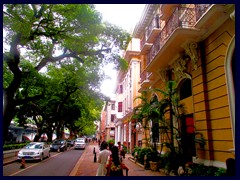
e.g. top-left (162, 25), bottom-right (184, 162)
top-left (145, 4), bottom-right (230, 72)
top-left (146, 15), bottom-right (161, 43)
top-left (140, 70), bottom-right (150, 88)
top-left (195, 4), bottom-right (211, 22)
top-left (140, 41), bottom-right (152, 55)
top-left (146, 6), bottom-right (202, 71)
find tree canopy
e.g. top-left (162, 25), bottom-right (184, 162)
top-left (3, 4), bottom-right (131, 143)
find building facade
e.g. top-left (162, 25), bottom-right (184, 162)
top-left (114, 38), bottom-right (143, 153)
top-left (115, 4), bottom-right (235, 169)
top-left (99, 100), bottom-right (116, 142)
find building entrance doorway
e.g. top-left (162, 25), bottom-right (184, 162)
top-left (181, 114), bottom-right (196, 162)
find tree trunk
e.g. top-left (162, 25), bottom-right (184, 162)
top-left (46, 130), bottom-right (54, 142)
top-left (3, 89), bottom-right (19, 145)
top-left (3, 34), bottom-right (22, 145)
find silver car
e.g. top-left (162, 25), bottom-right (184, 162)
top-left (18, 142), bottom-right (50, 161)
top-left (74, 138), bottom-right (86, 150)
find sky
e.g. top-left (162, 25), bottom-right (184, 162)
top-left (95, 4), bottom-right (146, 98)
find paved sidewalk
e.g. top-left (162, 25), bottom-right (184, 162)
top-left (69, 142), bottom-right (166, 176)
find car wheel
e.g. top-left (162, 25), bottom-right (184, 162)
top-left (48, 151), bottom-right (50, 158)
top-left (40, 154), bottom-right (44, 161)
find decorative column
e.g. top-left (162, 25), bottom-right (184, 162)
top-left (115, 125), bottom-right (118, 144)
top-left (118, 125), bottom-right (121, 143)
top-left (128, 121), bottom-right (132, 153)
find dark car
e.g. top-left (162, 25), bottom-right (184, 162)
top-left (50, 139), bottom-right (68, 152)
top-left (67, 140), bottom-right (75, 147)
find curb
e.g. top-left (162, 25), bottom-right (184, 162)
top-left (127, 156), bottom-right (144, 168)
top-left (69, 146), bottom-right (88, 176)
top-left (3, 159), bottom-right (18, 166)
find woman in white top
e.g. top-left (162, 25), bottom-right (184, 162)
top-left (96, 141), bottom-right (111, 176)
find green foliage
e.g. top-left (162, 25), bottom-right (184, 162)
top-left (118, 58), bottom-right (129, 71)
top-left (132, 146), bottom-right (142, 157)
top-left (122, 144), bottom-right (128, 153)
top-left (214, 167), bottom-right (227, 176)
top-left (187, 163), bottom-right (226, 176)
top-left (159, 150), bottom-right (184, 172)
top-left (132, 146), bottom-right (160, 165)
top-left (3, 4), bottom-right (131, 143)
top-left (107, 139), bottom-right (115, 146)
top-left (3, 61), bottom-right (13, 89)
top-left (3, 141), bottom-right (30, 151)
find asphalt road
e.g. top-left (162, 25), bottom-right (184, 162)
top-left (3, 147), bottom-right (85, 176)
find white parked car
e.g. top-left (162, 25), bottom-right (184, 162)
top-left (18, 142), bottom-right (50, 161)
top-left (74, 138), bottom-right (86, 150)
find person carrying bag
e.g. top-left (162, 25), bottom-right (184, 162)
top-left (106, 146), bottom-right (123, 176)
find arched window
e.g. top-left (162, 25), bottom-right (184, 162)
top-left (179, 78), bottom-right (192, 100)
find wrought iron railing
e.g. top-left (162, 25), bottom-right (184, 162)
top-left (140, 70), bottom-right (147, 84)
top-left (145, 15), bottom-right (160, 39)
top-left (195, 4), bottom-right (211, 22)
top-left (140, 32), bottom-right (147, 50)
top-left (146, 6), bottom-right (197, 66)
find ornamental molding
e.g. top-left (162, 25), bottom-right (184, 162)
top-left (183, 42), bottom-right (198, 70)
top-left (172, 57), bottom-right (187, 81)
top-left (158, 67), bottom-right (168, 83)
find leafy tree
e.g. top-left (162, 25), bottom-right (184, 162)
top-left (14, 58), bottom-right (104, 141)
top-left (3, 4), bottom-right (130, 144)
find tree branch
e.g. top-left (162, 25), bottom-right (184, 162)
top-left (35, 53), bottom-right (84, 71)
top-left (15, 93), bottom-right (44, 106)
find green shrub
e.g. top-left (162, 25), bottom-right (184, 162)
top-left (187, 163), bottom-right (226, 176)
top-left (132, 146), bottom-right (158, 165)
top-left (3, 141), bottom-right (30, 151)
top-left (107, 139), bottom-right (115, 146)
top-left (132, 146), bottom-right (141, 157)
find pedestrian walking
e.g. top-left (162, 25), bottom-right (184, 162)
top-left (106, 146), bottom-right (124, 176)
top-left (20, 157), bottom-right (26, 169)
top-left (117, 142), bottom-right (129, 176)
top-left (96, 141), bottom-right (111, 176)
top-left (117, 141), bottom-right (125, 161)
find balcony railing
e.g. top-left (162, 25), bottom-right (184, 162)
top-left (140, 70), bottom-right (147, 84)
top-left (140, 32), bottom-right (147, 49)
top-left (146, 14), bottom-right (160, 43)
top-left (146, 6), bottom-right (197, 66)
top-left (195, 4), bottom-right (211, 22)
top-left (140, 15), bottom-right (161, 52)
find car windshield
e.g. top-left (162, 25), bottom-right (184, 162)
top-left (53, 140), bottom-right (63, 144)
top-left (76, 140), bottom-right (84, 143)
top-left (25, 143), bottom-right (43, 149)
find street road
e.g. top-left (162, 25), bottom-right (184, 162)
top-left (3, 147), bottom-right (85, 176)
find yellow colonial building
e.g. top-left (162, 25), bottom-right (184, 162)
top-left (114, 4), bottom-right (235, 169)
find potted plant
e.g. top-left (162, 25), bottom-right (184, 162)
top-left (149, 149), bottom-right (161, 171)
